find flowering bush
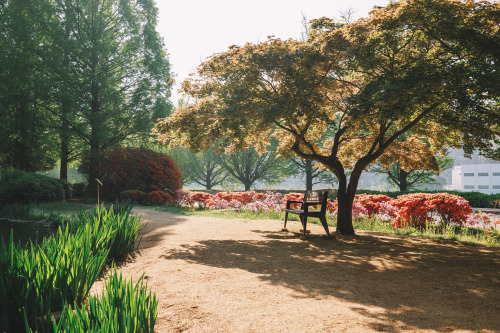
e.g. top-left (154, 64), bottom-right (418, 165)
top-left (119, 190), bottom-right (146, 203)
top-left (174, 190), bottom-right (489, 234)
top-left (354, 194), bottom-right (393, 217)
top-left (465, 212), bottom-right (496, 228)
top-left (281, 193), bottom-right (305, 209)
top-left (87, 147), bottom-right (182, 200)
top-left (390, 193), bottom-right (472, 229)
top-left (143, 190), bottom-right (172, 205)
top-left (325, 200), bottom-right (368, 218)
top-left (242, 192), bottom-right (283, 213)
top-left (176, 190), bottom-right (283, 212)
top-left (208, 191), bottom-right (259, 206)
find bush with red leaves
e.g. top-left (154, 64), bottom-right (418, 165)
top-left (119, 190), bottom-right (147, 203)
top-left (143, 190), bottom-right (173, 205)
top-left (88, 147), bottom-right (182, 200)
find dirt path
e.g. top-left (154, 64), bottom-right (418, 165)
top-left (91, 207), bottom-right (500, 332)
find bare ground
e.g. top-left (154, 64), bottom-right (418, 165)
top-left (90, 207), bottom-right (500, 333)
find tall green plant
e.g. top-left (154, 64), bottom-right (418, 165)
top-left (0, 205), bottom-right (143, 331)
top-left (52, 268), bottom-right (158, 333)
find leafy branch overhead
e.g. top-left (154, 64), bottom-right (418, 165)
top-left (155, 0), bottom-right (499, 234)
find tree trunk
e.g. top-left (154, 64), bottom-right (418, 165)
top-left (17, 101), bottom-right (31, 171)
top-left (305, 160), bottom-right (313, 191)
top-left (334, 175), bottom-right (356, 235)
top-left (244, 182), bottom-right (251, 191)
top-left (59, 99), bottom-right (70, 182)
top-left (399, 168), bottom-right (408, 191)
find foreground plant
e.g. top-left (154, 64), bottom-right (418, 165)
top-left (0, 205), bottom-right (144, 332)
top-left (51, 269), bottom-right (158, 333)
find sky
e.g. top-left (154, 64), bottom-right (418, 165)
top-left (155, 0), bottom-right (390, 105)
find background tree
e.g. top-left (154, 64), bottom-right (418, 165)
top-left (219, 144), bottom-right (293, 191)
top-left (290, 158), bottom-right (337, 191)
top-left (169, 146), bottom-right (227, 190)
top-left (156, 0), bottom-right (498, 234)
top-left (46, 0), bottom-right (173, 186)
top-left (371, 155), bottom-right (454, 192)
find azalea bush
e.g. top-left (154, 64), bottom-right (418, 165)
top-left (354, 194), bottom-right (393, 217)
top-left (178, 190), bottom-right (283, 212)
top-left (391, 193), bottom-right (472, 229)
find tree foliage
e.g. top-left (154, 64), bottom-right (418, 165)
top-left (156, 0), bottom-right (499, 234)
top-left (219, 143), bottom-right (293, 191)
top-left (0, 0), bottom-right (58, 172)
top-left (371, 154), bottom-right (454, 191)
top-left (0, 0), bottom-right (173, 181)
top-left (290, 158), bottom-right (338, 190)
top-left (169, 146), bottom-right (227, 190)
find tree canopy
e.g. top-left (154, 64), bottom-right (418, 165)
top-left (155, 0), bottom-right (499, 234)
top-left (0, 0), bottom-right (173, 182)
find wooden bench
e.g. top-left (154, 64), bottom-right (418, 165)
top-left (283, 190), bottom-right (332, 239)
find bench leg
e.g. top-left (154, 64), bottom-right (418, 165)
top-left (283, 211), bottom-right (289, 230)
top-left (300, 214), bottom-right (308, 238)
top-left (319, 215), bottom-right (332, 239)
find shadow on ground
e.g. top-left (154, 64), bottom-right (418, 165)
top-left (161, 229), bottom-right (500, 332)
top-left (132, 207), bottom-right (189, 251)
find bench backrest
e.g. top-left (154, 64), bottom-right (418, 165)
top-left (303, 190), bottom-right (329, 213)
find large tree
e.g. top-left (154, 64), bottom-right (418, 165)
top-left (0, 0), bottom-right (173, 181)
top-left (0, 0), bottom-right (59, 172)
top-left (47, 0), bottom-right (173, 185)
top-left (156, 0), bottom-right (499, 234)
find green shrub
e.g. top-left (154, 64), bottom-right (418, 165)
top-left (70, 182), bottom-right (88, 197)
top-left (51, 269), bottom-right (158, 333)
top-left (0, 203), bottom-right (41, 220)
top-left (0, 170), bottom-right (65, 204)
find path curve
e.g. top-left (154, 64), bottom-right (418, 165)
top-left (91, 207), bottom-right (500, 332)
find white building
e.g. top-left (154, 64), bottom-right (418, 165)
top-left (450, 164), bottom-right (500, 194)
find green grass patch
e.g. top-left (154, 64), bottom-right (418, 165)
top-left (154, 205), bottom-right (304, 221)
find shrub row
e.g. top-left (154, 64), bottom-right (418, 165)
top-left (355, 189), bottom-right (500, 208)
top-left (119, 190), bottom-right (174, 206)
top-left (0, 169), bottom-right (65, 204)
top-left (0, 205), bottom-right (152, 332)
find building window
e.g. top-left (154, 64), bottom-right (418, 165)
top-left (463, 173), bottom-right (475, 177)
top-left (478, 172), bottom-right (489, 176)
top-left (478, 185), bottom-right (489, 189)
top-left (493, 173), bottom-right (500, 176)
top-left (492, 185), bottom-right (500, 189)
top-left (464, 185), bottom-right (475, 189)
